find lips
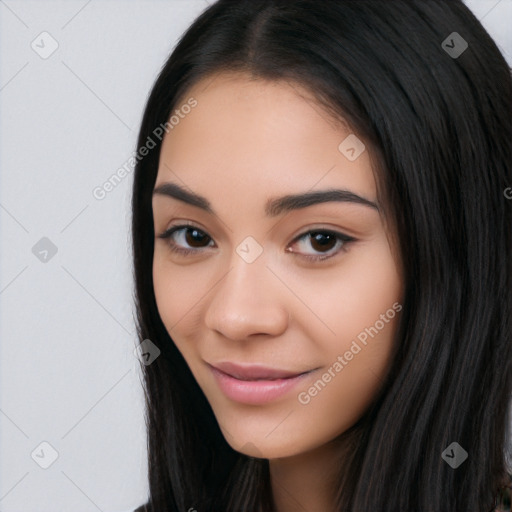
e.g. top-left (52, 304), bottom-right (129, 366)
top-left (208, 361), bottom-right (308, 381)
top-left (208, 362), bottom-right (315, 404)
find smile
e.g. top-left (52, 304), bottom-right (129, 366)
top-left (207, 363), bottom-right (315, 404)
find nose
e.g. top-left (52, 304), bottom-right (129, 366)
top-left (203, 252), bottom-right (290, 340)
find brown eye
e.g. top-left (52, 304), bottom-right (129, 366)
top-left (158, 224), bottom-right (355, 262)
top-left (157, 224), bottom-right (214, 255)
top-left (288, 229), bottom-right (355, 262)
top-left (308, 231), bottom-right (338, 253)
top-left (183, 228), bottom-right (211, 248)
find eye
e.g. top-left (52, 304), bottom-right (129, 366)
top-left (157, 223), bottom-right (356, 262)
top-left (157, 223), bottom-right (214, 256)
top-left (288, 229), bottom-right (355, 262)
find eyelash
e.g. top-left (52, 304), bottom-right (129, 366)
top-left (157, 222), bottom-right (356, 263)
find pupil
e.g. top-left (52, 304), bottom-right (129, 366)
top-left (186, 228), bottom-right (208, 247)
top-left (311, 232), bottom-right (335, 252)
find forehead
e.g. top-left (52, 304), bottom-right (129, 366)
top-left (156, 72), bottom-right (377, 207)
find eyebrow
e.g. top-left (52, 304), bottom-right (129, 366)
top-left (152, 182), bottom-right (379, 216)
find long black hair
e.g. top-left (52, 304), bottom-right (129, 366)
top-left (131, 1), bottom-right (512, 510)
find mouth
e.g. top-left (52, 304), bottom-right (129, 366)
top-left (208, 361), bottom-right (311, 380)
top-left (207, 362), bottom-right (316, 404)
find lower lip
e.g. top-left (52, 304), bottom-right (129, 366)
top-left (209, 366), bottom-right (313, 405)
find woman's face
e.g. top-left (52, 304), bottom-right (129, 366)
top-left (152, 72), bottom-right (403, 459)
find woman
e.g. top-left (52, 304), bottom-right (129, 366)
top-left (131, 0), bottom-right (512, 510)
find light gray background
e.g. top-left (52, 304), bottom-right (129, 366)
top-left (1, 1), bottom-right (511, 511)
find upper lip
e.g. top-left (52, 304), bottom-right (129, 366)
top-left (208, 361), bottom-right (310, 381)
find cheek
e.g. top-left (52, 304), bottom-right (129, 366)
top-left (292, 235), bottom-right (403, 350)
top-left (293, 309), bottom-right (401, 448)
top-left (294, 349), bottom-right (394, 449)
top-left (292, 237), bottom-right (402, 424)
top-left (152, 256), bottom-right (198, 354)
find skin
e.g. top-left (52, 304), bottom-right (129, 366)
top-left (152, 72), bottom-right (404, 512)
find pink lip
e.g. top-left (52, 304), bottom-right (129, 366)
top-left (209, 361), bottom-right (310, 380)
top-left (208, 362), bottom-right (314, 404)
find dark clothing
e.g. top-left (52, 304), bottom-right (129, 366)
top-left (133, 473), bottom-right (512, 512)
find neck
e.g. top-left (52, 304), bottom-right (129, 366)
top-left (269, 428), bottom-right (360, 512)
